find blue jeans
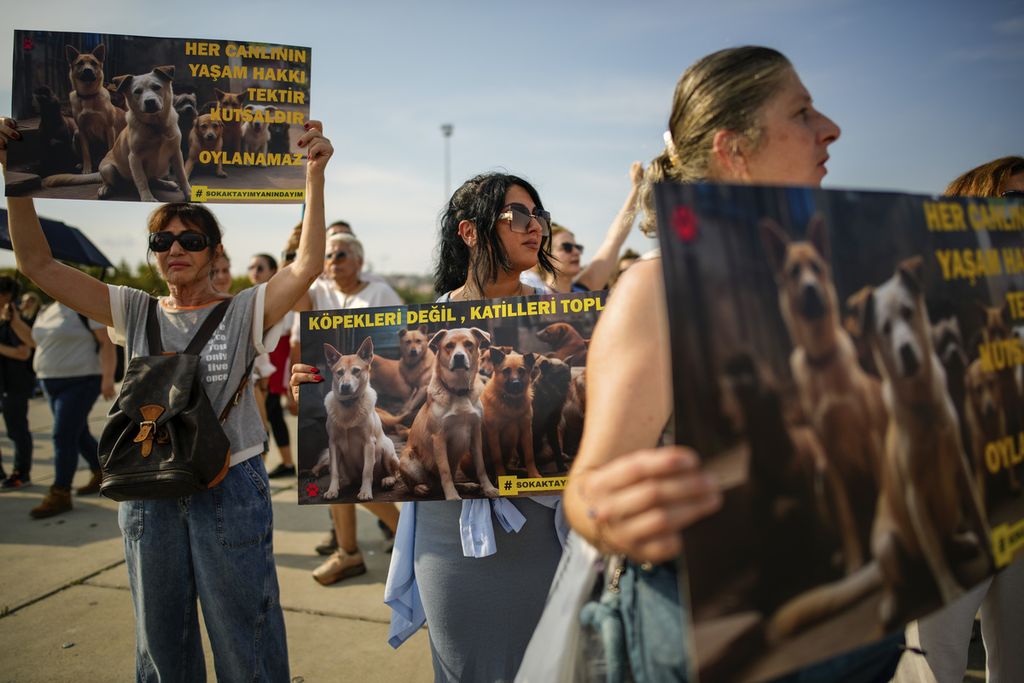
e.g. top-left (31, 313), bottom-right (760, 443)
top-left (118, 456), bottom-right (289, 682)
top-left (41, 376), bottom-right (101, 488)
top-left (2, 390), bottom-right (33, 477)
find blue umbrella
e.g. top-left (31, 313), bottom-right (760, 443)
top-left (0, 208), bottom-right (114, 269)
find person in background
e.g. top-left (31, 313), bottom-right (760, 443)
top-left (18, 291), bottom-right (40, 324)
top-left (524, 161), bottom-right (643, 293)
top-left (915, 155), bottom-right (1024, 683)
top-left (0, 276), bottom-right (35, 491)
top-left (248, 252), bottom-right (295, 478)
top-left (26, 299), bottom-right (116, 516)
top-left (608, 247), bottom-right (640, 290)
top-left (291, 232), bottom-right (402, 585)
top-left (211, 251), bottom-right (233, 294)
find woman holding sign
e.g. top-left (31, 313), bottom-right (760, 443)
top-left (545, 47), bottom-right (907, 681)
top-left (0, 114), bottom-right (333, 682)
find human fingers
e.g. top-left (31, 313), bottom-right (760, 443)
top-left (630, 161), bottom-right (643, 184)
top-left (290, 363), bottom-right (322, 387)
top-left (304, 135), bottom-right (333, 164)
top-left (295, 120), bottom-right (323, 148)
top-left (592, 468), bottom-right (720, 527)
top-left (600, 489), bottom-right (722, 548)
top-left (0, 117), bottom-right (22, 148)
top-left (584, 446), bottom-right (701, 500)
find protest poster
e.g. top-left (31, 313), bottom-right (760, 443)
top-left (295, 291), bottom-right (603, 504)
top-left (655, 183), bottom-right (1024, 682)
top-left (6, 29), bottom-right (310, 203)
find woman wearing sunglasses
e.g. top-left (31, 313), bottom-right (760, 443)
top-left (531, 161), bottom-right (645, 294)
top-left (0, 115), bottom-right (333, 681)
top-left (545, 47), bottom-right (907, 681)
top-left (291, 172), bottom-right (559, 680)
top-left (914, 155), bottom-right (1024, 683)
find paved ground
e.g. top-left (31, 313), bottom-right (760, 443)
top-left (0, 395), bottom-right (432, 682)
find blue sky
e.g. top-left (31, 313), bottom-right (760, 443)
top-left (2, 0), bottom-right (1022, 276)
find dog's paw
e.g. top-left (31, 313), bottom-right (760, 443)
top-left (216, 170), bottom-right (227, 178)
top-left (138, 191), bottom-right (158, 202)
top-left (413, 484), bottom-right (432, 497)
top-left (97, 184), bottom-right (112, 199)
top-left (153, 178), bottom-right (179, 191)
top-left (482, 485), bottom-right (500, 499)
top-left (357, 488), bottom-right (373, 502)
top-left (323, 486), bottom-right (340, 500)
top-left (381, 476), bottom-right (397, 490)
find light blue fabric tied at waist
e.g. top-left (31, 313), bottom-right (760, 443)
top-left (385, 497), bottom-right (567, 648)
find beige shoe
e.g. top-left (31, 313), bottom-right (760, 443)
top-left (312, 548), bottom-right (366, 586)
top-left (30, 485), bottom-right (72, 519)
top-left (76, 470), bottom-right (102, 496)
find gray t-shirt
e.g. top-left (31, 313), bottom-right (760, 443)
top-left (107, 284), bottom-right (270, 467)
top-left (32, 302), bottom-right (104, 379)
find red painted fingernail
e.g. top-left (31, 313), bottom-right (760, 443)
top-left (313, 375), bottom-right (323, 382)
top-left (310, 367), bottom-right (319, 373)
top-left (304, 122), bottom-right (311, 129)
top-left (297, 140), bottom-right (304, 147)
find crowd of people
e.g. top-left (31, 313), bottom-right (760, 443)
top-left (0, 43), bottom-right (1022, 683)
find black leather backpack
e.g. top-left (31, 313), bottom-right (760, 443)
top-left (98, 298), bottom-right (250, 501)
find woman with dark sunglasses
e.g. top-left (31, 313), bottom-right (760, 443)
top-left (290, 172), bottom-right (561, 681)
top-left (0, 115), bottom-right (333, 681)
top-left (915, 155), bottom-right (1024, 683)
top-left (531, 161), bottom-right (645, 294)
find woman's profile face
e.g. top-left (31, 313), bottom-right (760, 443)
top-left (550, 230), bottom-right (582, 276)
top-left (740, 67), bottom-right (841, 187)
top-left (495, 185), bottom-right (544, 275)
top-left (211, 256), bottom-right (232, 292)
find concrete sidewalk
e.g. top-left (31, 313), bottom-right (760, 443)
top-left (0, 395), bottom-right (433, 682)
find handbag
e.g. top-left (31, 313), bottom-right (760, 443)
top-left (98, 297), bottom-right (250, 501)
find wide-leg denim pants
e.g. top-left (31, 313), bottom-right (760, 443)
top-left (117, 456), bottom-right (289, 682)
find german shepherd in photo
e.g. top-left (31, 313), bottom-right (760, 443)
top-left (481, 348), bottom-right (539, 479)
top-left (761, 216), bottom-right (887, 573)
top-left (214, 88), bottom-right (247, 155)
top-left (33, 86), bottom-right (78, 175)
top-left (320, 338), bottom-right (399, 501)
top-left (531, 356), bottom-right (573, 472)
top-left (65, 44), bottom-right (122, 174)
top-left (398, 328), bottom-right (498, 500)
top-left (44, 67), bottom-right (190, 201)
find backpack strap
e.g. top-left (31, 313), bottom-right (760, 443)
top-left (76, 311), bottom-right (101, 353)
top-left (219, 356), bottom-right (256, 424)
top-left (145, 298), bottom-right (163, 355)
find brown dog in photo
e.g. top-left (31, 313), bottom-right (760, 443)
top-left (964, 359), bottom-right (1018, 514)
top-left (65, 44), bottom-right (120, 174)
top-left (481, 348), bottom-right (539, 479)
top-left (537, 322), bottom-right (588, 366)
top-left (372, 326), bottom-right (435, 415)
top-left (761, 215), bottom-right (887, 573)
top-left (319, 338), bottom-right (399, 501)
top-left (979, 302), bottom-right (1024, 444)
top-left (214, 88), bottom-right (248, 154)
top-left (184, 114), bottom-right (226, 179)
top-left (398, 328), bottom-right (499, 500)
top-left (531, 356), bottom-right (573, 472)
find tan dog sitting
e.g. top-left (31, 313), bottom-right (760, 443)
top-left (480, 348), bottom-right (539, 479)
top-left (66, 44), bottom-right (120, 174)
top-left (398, 328), bottom-right (498, 500)
top-left (185, 114), bottom-right (227, 179)
top-left (536, 322), bottom-right (588, 366)
top-left (372, 326), bottom-right (435, 414)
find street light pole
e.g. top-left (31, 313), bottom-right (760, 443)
top-left (441, 123), bottom-right (453, 200)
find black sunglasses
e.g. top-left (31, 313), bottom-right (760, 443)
top-left (1002, 190), bottom-right (1024, 199)
top-left (558, 242), bottom-right (584, 254)
top-left (497, 203), bottom-right (551, 236)
top-left (149, 231), bottom-right (210, 252)
top-left (325, 250), bottom-right (349, 261)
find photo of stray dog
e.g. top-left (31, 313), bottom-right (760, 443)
top-left (6, 30), bottom-right (311, 204)
top-left (655, 183), bottom-right (1023, 683)
top-left (296, 292), bottom-right (604, 504)
top-left (316, 338), bottom-right (399, 501)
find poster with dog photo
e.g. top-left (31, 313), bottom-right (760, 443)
top-left (294, 292), bottom-right (603, 504)
top-left (6, 29), bottom-right (311, 203)
top-left (654, 183), bottom-right (1024, 683)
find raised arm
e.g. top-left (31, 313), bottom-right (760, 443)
top-left (95, 328), bottom-right (117, 399)
top-left (575, 161), bottom-right (643, 291)
top-left (263, 121), bottom-right (332, 330)
top-left (564, 258), bottom-right (721, 562)
top-left (1, 118), bottom-right (112, 326)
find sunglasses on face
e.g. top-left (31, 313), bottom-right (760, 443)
top-left (325, 250), bottom-right (349, 261)
top-left (282, 251), bottom-right (297, 261)
top-left (558, 242), bottom-right (584, 255)
top-left (248, 264), bottom-right (266, 273)
top-left (149, 231), bottom-right (210, 252)
top-left (497, 203), bottom-right (551, 236)
top-left (1002, 190), bottom-right (1024, 199)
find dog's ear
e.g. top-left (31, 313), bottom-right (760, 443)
top-left (153, 66), bottom-right (175, 83)
top-left (65, 45), bottom-right (80, 64)
top-left (850, 287), bottom-right (876, 340)
top-left (112, 75), bottom-right (133, 95)
top-left (896, 256), bottom-right (924, 297)
top-left (539, 358), bottom-right (551, 373)
top-left (239, 89), bottom-right (249, 103)
top-left (356, 336), bottom-right (374, 362)
top-left (323, 343), bottom-right (343, 368)
top-left (523, 352), bottom-right (537, 374)
top-left (429, 329), bottom-right (448, 353)
top-left (214, 88), bottom-right (227, 101)
top-left (418, 324), bottom-right (428, 337)
top-left (244, 104), bottom-right (255, 113)
top-left (398, 328), bottom-right (408, 340)
top-left (92, 44), bottom-right (106, 63)
top-left (470, 327), bottom-right (491, 350)
top-left (806, 214), bottom-right (831, 265)
top-left (758, 218), bottom-right (790, 276)
top-left (488, 346), bottom-right (506, 368)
